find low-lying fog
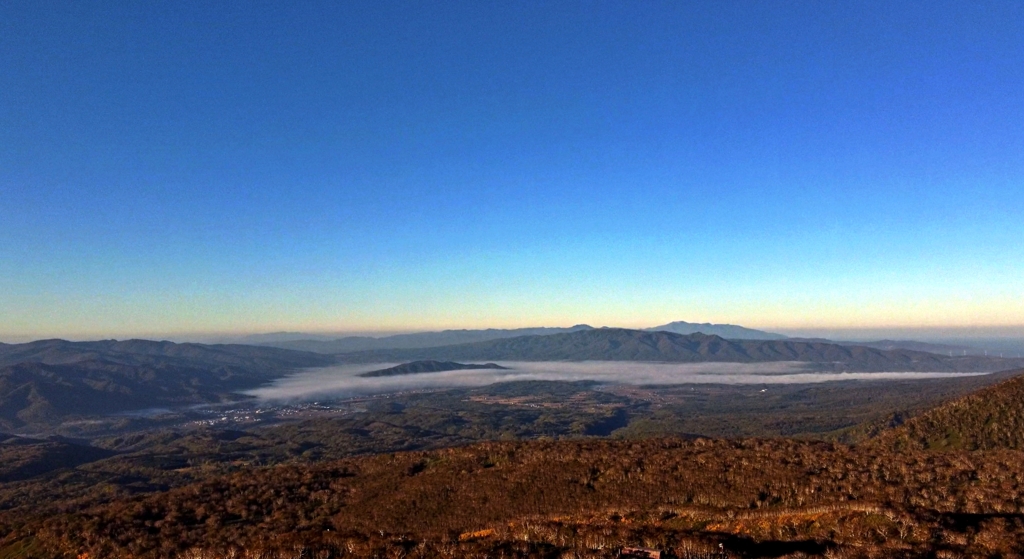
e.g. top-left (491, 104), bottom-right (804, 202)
top-left (247, 361), bottom-right (989, 402)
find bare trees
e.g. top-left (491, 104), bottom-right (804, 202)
top-left (18, 438), bottom-right (1024, 558)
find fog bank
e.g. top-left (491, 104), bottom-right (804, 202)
top-left (246, 361), bottom-right (989, 402)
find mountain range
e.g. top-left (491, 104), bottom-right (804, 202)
top-left (258, 325), bottom-right (596, 353)
top-left (248, 321), bottom-right (986, 356)
top-left (0, 338), bottom-right (334, 370)
top-left (3, 331), bottom-right (1022, 431)
top-left (333, 328), bottom-right (1024, 372)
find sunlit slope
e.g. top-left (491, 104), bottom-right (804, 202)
top-left (22, 438), bottom-right (1024, 558)
top-left (874, 368), bottom-right (1024, 450)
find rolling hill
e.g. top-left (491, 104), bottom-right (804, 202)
top-left (0, 340), bottom-right (335, 430)
top-left (261, 321), bottom-right (792, 354)
top-left (358, 360), bottom-right (507, 378)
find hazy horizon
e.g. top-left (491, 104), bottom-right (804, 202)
top-left (6, 319), bottom-right (1024, 346)
top-left (5, 322), bottom-right (1024, 352)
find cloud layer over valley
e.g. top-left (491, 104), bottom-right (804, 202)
top-left (246, 361), bottom-right (989, 402)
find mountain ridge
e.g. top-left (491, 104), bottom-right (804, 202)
top-left (332, 328), bottom-right (1024, 372)
top-left (260, 325), bottom-right (596, 353)
top-left (253, 320), bottom-right (792, 353)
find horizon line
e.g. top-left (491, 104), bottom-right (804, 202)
top-left (4, 322), bottom-right (1024, 345)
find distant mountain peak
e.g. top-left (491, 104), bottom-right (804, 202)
top-left (645, 321), bottom-right (788, 340)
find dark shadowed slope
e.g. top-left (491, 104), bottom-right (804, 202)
top-left (872, 368), bottom-right (1024, 450)
top-left (0, 435), bottom-right (115, 483)
top-left (334, 328), bottom-right (1024, 372)
top-left (358, 360), bottom-right (508, 378)
top-left (646, 320), bottom-right (788, 340)
top-left (0, 360), bottom-right (260, 429)
top-left (0, 340), bottom-right (336, 430)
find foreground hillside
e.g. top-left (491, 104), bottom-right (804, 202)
top-left (875, 370), bottom-right (1024, 451)
top-left (8, 437), bottom-right (1024, 559)
top-left (337, 328), bottom-right (1024, 372)
top-left (358, 360), bottom-right (507, 377)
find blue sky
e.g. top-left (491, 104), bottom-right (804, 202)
top-left (2, 1), bottom-right (1023, 340)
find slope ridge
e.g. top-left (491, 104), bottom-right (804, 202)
top-left (872, 368), bottom-right (1024, 450)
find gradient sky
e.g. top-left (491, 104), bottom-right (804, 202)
top-left (2, 1), bottom-right (1023, 341)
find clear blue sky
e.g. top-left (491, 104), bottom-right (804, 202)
top-left (2, 1), bottom-right (1023, 340)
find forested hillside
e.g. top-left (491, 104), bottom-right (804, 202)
top-left (874, 368), bottom-right (1024, 450)
top-left (12, 438), bottom-right (1024, 558)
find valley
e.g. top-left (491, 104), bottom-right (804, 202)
top-left (3, 330), bottom-right (1024, 558)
